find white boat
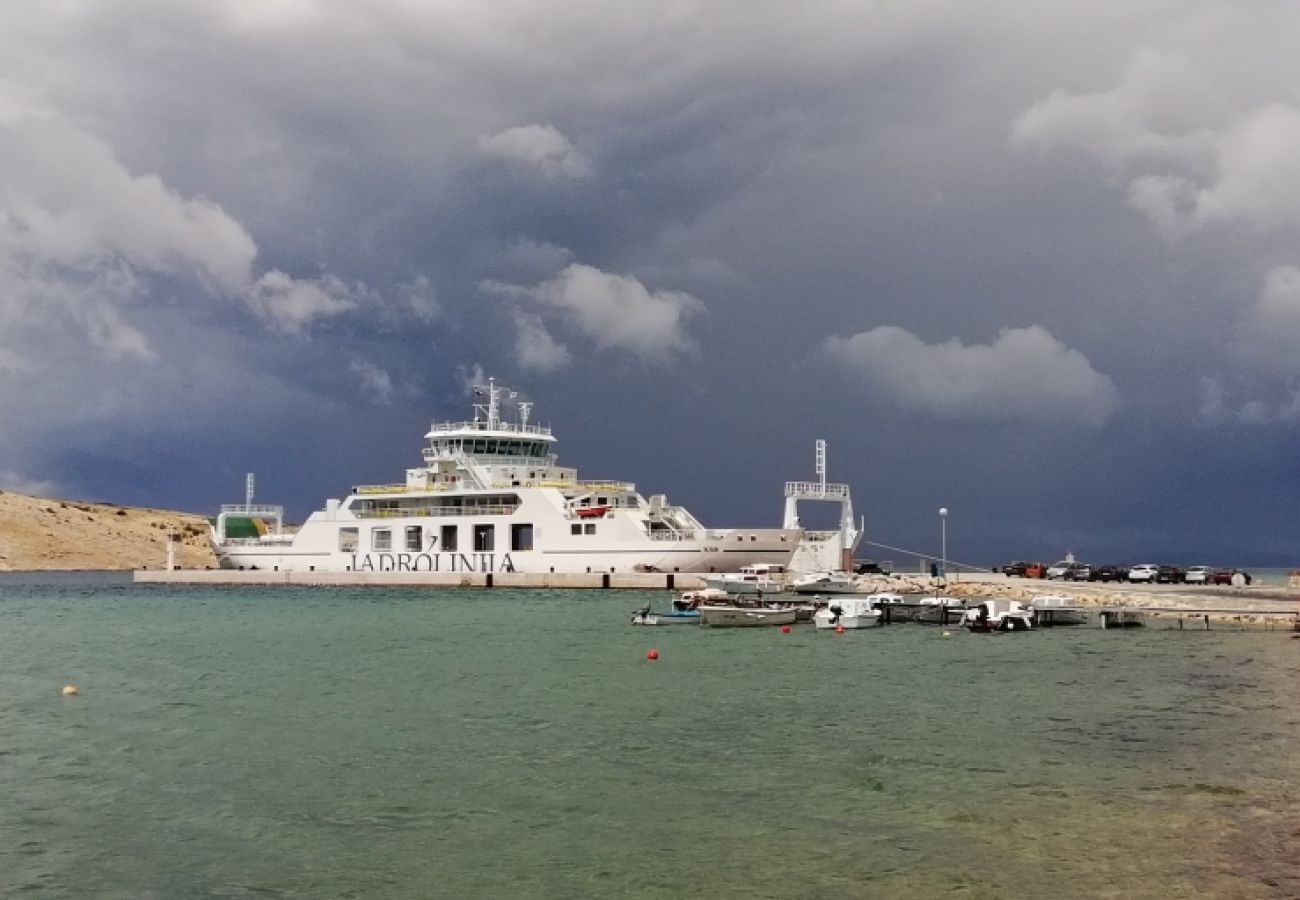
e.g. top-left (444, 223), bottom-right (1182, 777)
top-left (791, 571), bottom-right (858, 594)
top-left (866, 591), bottom-right (910, 620)
top-left (961, 599), bottom-right (1034, 633)
top-left (209, 379), bottom-right (801, 575)
top-left (1028, 594), bottom-right (1088, 626)
top-left (631, 608), bottom-right (701, 626)
top-left (703, 563), bottom-right (787, 595)
top-left (915, 595), bottom-right (968, 623)
top-left (698, 604), bottom-right (798, 627)
top-left (812, 596), bottom-right (881, 629)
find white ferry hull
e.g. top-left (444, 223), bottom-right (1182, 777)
top-left (213, 523), bottom-right (799, 575)
top-left (211, 377), bottom-right (802, 578)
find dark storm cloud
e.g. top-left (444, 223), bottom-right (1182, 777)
top-left (3, 1), bottom-right (1300, 562)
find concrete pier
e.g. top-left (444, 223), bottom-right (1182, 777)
top-left (134, 568), bottom-right (706, 590)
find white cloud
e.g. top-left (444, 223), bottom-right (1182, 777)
top-left (1013, 51), bottom-right (1300, 237)
top-left (512, 311), bottom-right (571, 373)
top-left (484, 263), bottom-right (703, 362)
top-left (824, 324), bottom-right (1120, 426)
top-left (349, 358), bottom-right (394, 404)
top-left (247, 270), bottom-right (357, 335)
top-left (477, 124), bottom-right (591, 178)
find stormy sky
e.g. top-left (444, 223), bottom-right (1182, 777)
top-left (3, 1), bottom-right (1300, 566)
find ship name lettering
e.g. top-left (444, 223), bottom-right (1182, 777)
top-left (352, 552), bottom-right (515, 573)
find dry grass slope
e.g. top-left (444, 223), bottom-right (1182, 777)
top-left (0, 490), bottom-right (217, 571)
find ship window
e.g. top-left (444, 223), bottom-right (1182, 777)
top-left (511, 523), bottom-right (533, 552)
top-left (405, 526), bottom-right (422, 551)
top-left (584, 523), bottom-right (597, 535)
top-left (485, 439), bottom-right (498, 454)
top-left (441, 524), bottom-right (458, 552)
top-left (372, 528), bottom-right (392, 551)
top-left (473, 524), bottom-right (495, 552)
top-left (571, 523), bottom-right (582, 535)
top-left (339, 527), bottom-right (358, 552)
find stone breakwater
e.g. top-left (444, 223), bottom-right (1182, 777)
top-left (851, 573), bottom-right (1300, 624)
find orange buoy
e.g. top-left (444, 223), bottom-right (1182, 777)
top-left (780, 624), bottom-right (791, 634)
top-left (646, 649), bottom-right (659, 660)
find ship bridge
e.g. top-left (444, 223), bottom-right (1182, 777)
top-left (783, 440), bottom-right (859, 573)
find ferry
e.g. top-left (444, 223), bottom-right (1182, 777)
top-left (210, 379), bottom-right (801, 574)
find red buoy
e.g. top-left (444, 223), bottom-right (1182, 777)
top-left (835, 624), bottom-right (845, 634)
top-left (780, 624), bottom-right (792, 634)
top-left (646, 648), bottom-right (659, 660)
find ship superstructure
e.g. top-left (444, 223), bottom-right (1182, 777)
top-left (211, 379), bottom-right (800, 574)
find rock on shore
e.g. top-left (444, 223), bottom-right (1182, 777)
top-left (0, 490), bottom-right (217, 571)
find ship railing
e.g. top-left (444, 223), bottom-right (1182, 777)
top-left (426, 420), bottom-right (553, 437)
top-left (354, 504), bottom-right (520, 519)
top-left (221, 536), bottom-right (296, 546)
top-left (354, 484), bottom-right (410, 494)
top-left (647, 530), bottom-right (697, 541)
top-left (220, 503), bottom-right (284, 516)
top-left (784, 480), bottom-right (851, 499)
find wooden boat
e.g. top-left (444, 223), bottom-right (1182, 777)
top-left (698, 604), bottom-right (797, 627)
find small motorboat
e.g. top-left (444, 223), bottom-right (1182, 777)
top-left (698, 603), bottom-right (797, 627)
top-left (866, 591), bottom-right (911, 621)
top-left (703, 563), bottom-right (787, 595)
top-left (961, 599), bottom-right (1034, 633)
top-left (791, 571), bottom-right (859, 595)
top-left (575, 505), bottom-right (610, 518)
top-left (631, 606), bottom-right (701, 626)
top-left (1028, 594), bottom-right (1088, 626)
top-left (813, 596), bottom-right (882, 630)
top-left (915, 595), bottom-right (968, 624)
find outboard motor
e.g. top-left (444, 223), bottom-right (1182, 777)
top-left (829, 604), bottom-right (844, 624)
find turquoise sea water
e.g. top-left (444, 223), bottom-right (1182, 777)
top-left (2, 573), bottom-right (1299, 898)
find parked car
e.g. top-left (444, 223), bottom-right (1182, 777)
top-left (1183, 565), bottom-right (1213, 585)
top-left (853, 559), bottom-right (892, 575)
top-left (1068, 563), bottom-right (1092, 581)
top-left (1212, 568), bottom-right (1253, 585)
top-left (1023, 562), bottom-right (1048, 579)
top-left (1128, 563), bottom-right (1159, 583)
top-left (1002, 561), bottom-right (1028, 577)
top-left (1155, 565), bottom-right (1184, 584)
top-left (1046, 560), bottom-right (1075, 580)
top-left (1092, 564), bottom-right (1129, 582)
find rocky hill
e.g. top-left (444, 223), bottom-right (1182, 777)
top-left (0, 490), bottom-right (218, 571)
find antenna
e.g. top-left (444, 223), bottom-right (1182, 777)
top-left (815, 439), bottom-right (826, 496)
top-left (245, 473), bottom-right (255, 509)
top-left (519, 401), bottom-right (532, 430)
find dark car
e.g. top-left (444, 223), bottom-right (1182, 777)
top-left (1002, 561), bottom-right (1029, 577)
top-left (853, 559), bottom-right (892, 576)
top-left (1067, 563), bottom-right (1092, 581)
top-left (1212, 568), bottom-right (1253, 585)
top-left (1091, 564), bottom-right (1129, 582)
top-left (1156, 565), bottom-right (1184, 584)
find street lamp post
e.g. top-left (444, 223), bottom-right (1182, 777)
top-left (939, 507), bottom-right (949, 584)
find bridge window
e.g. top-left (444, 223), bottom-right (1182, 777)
top-left (571, 524), bottom-right (582, 535)
top-left (511, 523), bottom-right (533, 551)
top-left (473, 524), bottom-right (495, 552)
top-left (441, 524), bottom-right (458, 552)
top-left (339, 527), bottom-right (358, 552)
top-left (405, 526), bottom-right (422, 551)
top-left (372, 528), bottom-right (392, 551)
